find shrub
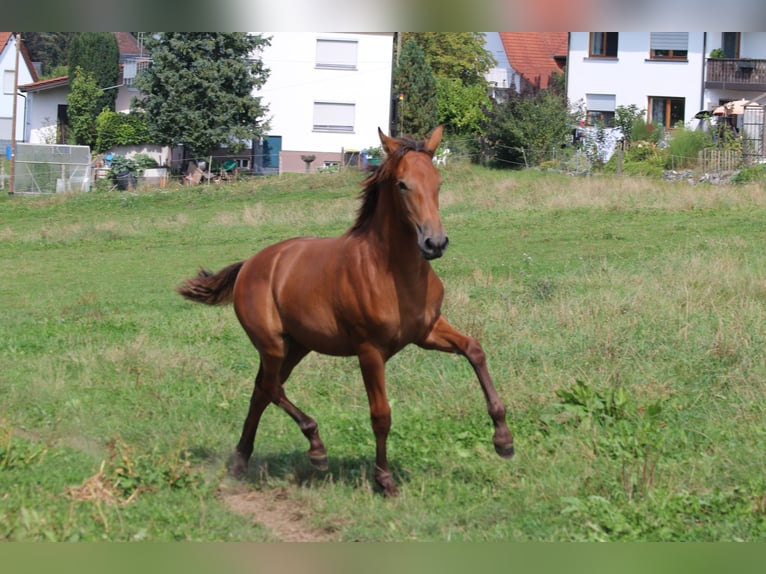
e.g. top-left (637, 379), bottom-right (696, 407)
top-left (732, 164), bottom-right (766, 184)
top-left (95, 111), bottom-right (152, 153)
top-left (631, 118), bottom-right (663, 144)
top-left (666, 127), bottom-right (713, 169)
top-left (602, 140), bottom-right (667, 177)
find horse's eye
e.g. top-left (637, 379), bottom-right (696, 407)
top-left (398, 181), bottom-right (408, 192)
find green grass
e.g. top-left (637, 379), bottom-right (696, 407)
top-left (2, 165), bottom-right (766, 541)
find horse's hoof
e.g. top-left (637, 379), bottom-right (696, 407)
top-left (375, 470), bottom-right (399, 497)
top-left (495, 443), bottom-right (515, 459)
top-left (309, 455), bottom-right (329, 471)
top-left (228, 455), bottom-right (249, 479)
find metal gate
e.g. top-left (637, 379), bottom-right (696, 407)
top-left (742, 103), bottom-right (765, 165)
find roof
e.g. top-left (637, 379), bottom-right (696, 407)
top-left (19, 75), bottom-right (68, 92)
top-left (17, 33), bottom-right (146, 93)
top-left (499, 32), bottom-right (568, 90)
top-left (114, 32), bottom-right (145, 58)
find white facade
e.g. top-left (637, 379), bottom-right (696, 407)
top-left (22, 79), bottom-right (67, 144)
top-left (258, 32), bottom-right (394, 172)
top-left (483, 32), bottom-right (521, 93)
top-left (567, 32), bottom-right (707, 129)
top-left (1, 34), bottom-right (36, 145)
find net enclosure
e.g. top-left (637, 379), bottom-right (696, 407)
top-left (13, 143), bottom-right (91, 194)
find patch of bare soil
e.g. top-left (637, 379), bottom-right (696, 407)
top-left (221, 483), bottom-right (338, 542)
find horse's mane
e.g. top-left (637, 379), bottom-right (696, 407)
top-left (350, 136), bottom-right (435, 235)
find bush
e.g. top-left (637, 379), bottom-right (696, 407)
top-left (602, 141), bottom-right (667, 177)
top-left (732, 164), bottom-right (766, 184)
top-left (95, 111), bottom-right (152, 153)
top-left (631, 118), bottom-right (663, 144)
top-left (666, 126), bottom-right (713, 169)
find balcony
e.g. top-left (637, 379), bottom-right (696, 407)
top-left (705, 58), bottom-right (766, 91)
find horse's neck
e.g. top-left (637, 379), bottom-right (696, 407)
top-left (366, 188), bottom-right (424, 271)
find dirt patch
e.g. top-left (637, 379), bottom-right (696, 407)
top-left (221, 483), bottom-right (337, 542)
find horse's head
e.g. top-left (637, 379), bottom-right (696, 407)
top-left (378, 126), bottom-right (449, 260)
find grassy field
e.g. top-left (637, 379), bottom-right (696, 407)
top-left (1, 164), bottom-right (766, 541)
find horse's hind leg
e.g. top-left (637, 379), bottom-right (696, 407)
top-left (233, 344), bottom-right (328, 475)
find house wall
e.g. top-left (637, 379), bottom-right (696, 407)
top-left (115, 85), bottom-right (140, 113)
top-left (258, 32), bottom-right (394, 173)
top-left (1, 35), bottom-right (35, 144)
top-left (567, 32), bottom-right (706, 127)
top-left (483, 32), bottom-right (520, 92)
top-left (24, 85), bottom-right (68, 144)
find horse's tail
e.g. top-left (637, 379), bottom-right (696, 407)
top-left (177, 261), bottom-right (245, 306)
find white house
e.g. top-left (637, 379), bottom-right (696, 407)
top-left (567, 33), bottom-right (707, 130)
top-left (1, 33), bottom-right (38, 147)
top-left (256, 32), bottom-right (394, 174)
top-left (20, 32), bottom-right (149, 145)
top-left (568, 32), bottom-right (766, 129)
top-left (484, 32), bottom-right (568, 97)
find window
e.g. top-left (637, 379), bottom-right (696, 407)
top-left (649, 97), bottom-right (685, 129)
top-left (313, 102), bottom-right (355, 133)
top-left (589, 33), bottom-right (618, 58)
top-left (316, 39), bottom-right (358, 70)
top-left (650, 32), bottom-right (688, 60)
top-left (722, 33), bottom-right (740, 58)
top-left (3, 70), bottom-right (15, 94)
top-left (585, 94), bottom-right (616, 127)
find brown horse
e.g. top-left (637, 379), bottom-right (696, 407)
top-left (177, 126), bottom-right (513, 496)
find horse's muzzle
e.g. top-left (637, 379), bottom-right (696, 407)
top-left (420, 235), bottom-right (449, 260)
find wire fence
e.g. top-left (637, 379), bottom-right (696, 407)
top-left (436, 136), bottom-right (759, 179)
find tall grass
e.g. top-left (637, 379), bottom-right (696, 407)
top-left (1, 166), bottom-right (765, 541)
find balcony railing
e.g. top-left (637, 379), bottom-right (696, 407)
top-left (705, 58), bottom-right (766, 91)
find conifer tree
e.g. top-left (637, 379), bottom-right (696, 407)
top-left (133, 33), bottom-right (270, 158)
top-left (68, 33), bottom-right (120, 114)
top-left (393, 39), bottom-right (438, 139)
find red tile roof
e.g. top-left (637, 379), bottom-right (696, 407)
top-left (114, 32), bottom-right (144, 58)
top-left (19, 75), bottom-right (68, 92)
top-left (499, 32), bottom-right (568, 90)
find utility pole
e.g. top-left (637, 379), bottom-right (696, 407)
top-left (8, 33), bottom-right (21, 196)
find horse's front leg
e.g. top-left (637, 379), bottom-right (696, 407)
top-left (357, 345), bottom-right (398, 497)
top-left (419, 316), bottom-right (514, 459)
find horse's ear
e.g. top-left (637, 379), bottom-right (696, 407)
top-left (425, 125), bottom-right (444, 153)
top-left (378, 127), bottom-right (399, 154)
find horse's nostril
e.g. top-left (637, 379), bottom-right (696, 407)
top-left (425, 237), bottom-right (435, 250)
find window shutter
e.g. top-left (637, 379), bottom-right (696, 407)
top-left (650, 33), bottom-right (689, 51)
top-left (313, 102), bottom-right (355, 132)
top-left (586, 94), bottom-right (616, 112)
top-left (316, 39), bottom-right (358, 69)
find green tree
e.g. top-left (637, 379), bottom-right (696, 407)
top-left (484, 90), bottom-right (573, 168)
top-left (393, 39), bottom-right (438, 139)
top-left (401, 33), bottom-right (495, 141)
top-left (436, 77), bottom-right (491, 137)
top-left (133, 33), bottom-right (270, 158)
top-left (401, 33), bottom-right (495, 86)
top-left (66, 67), bottom-right (103, 147)
top-left (22, 32), bottom-right (75, 79)
top-left (68, 33), bottom-right (120, 114)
